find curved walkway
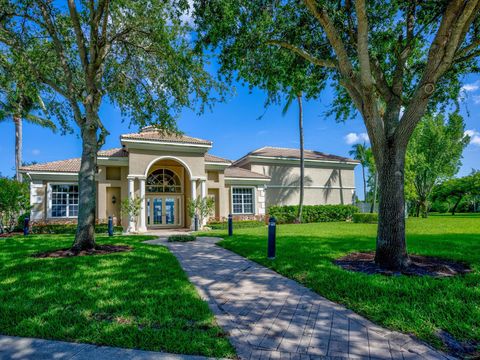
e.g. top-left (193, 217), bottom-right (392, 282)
top-left (148, 237), bottom-right (454, 360)
top-left (0, 335), bottom-right (214, 360)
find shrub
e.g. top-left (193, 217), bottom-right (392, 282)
top-left (30, 223), bottom-right (123, 234)
top-left (168, 234), bottom-right (196, 242)
top-left (352, 213), bottom-right (378, 223)
top-left (268, 205), bottom-right (358, 224)
top-left (0, 178), bottom-right (30, 233)
top-left (207, 219), bottom-right (265, 230)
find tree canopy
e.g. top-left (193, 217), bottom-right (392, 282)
top-left (194, 0), bottom-right (480, 270)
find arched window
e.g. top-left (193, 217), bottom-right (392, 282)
top-left (146, 169), bottom-right (182, 193)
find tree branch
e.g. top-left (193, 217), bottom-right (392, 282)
top-left (67, 0), bottom-right (89, 71)
top-left (396, 0), bottom-right (480, 147)
top-left (302, 0), bottom-right (354, 78)
top-left (266, 40), bottom-right (336, 68)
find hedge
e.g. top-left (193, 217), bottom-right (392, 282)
top-left (168, 234), bottom-right (196, 242)
top-left (268, 205), bottom-right (358, 224)
top-left (207, 220), bottom-right (265, 230)
top-left (352, 213), bottom-right (378, 223)
top-left (30, 224), bottom-right (123, 234)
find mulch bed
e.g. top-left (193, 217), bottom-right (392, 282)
top-left (335, 252), bottom-right (471, 277)
top-left (0, 232), bottom-right (23, 238)
top-left (33, 244), bottom-right (132, 258)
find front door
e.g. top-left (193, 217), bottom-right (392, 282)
top-left (147, 195), bottom-right (182, 228)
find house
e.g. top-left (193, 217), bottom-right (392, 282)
top-left (20, 127), bottom-right (358, 231)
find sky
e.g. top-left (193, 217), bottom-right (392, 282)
top-left (0, 72), bottom-right (479, 200)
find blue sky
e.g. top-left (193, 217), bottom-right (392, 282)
top-left (1, 74), bottom-right (479, 199)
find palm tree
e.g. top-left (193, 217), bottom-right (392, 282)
top-left (283, 92), bottom-right (304, 223)
top-left (0, 89), bottom-right (56, 181)
top-left (349, 143), bottom-right (369, 202)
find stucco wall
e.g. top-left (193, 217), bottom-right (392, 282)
top-left (247, 162), bottom-right (355, 207)
top-left (127, 148), bottom-right (206, 178)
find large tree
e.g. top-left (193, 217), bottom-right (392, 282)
top-left (195, 0), bottom-right (480, 269)
top-left (407, 112), bottom-right (469, 217)
top-left (1, 0), bottom-right (220, 251)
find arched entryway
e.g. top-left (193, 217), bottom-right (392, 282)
top-left (141, 157), bottom-right (195, 229)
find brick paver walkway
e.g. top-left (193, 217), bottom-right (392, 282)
top-left (150, 237), bottom-right (454, 360)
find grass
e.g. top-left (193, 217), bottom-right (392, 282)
top-left (200, 213), bottom-right (480, 351)
top-left (0, 234), bottom-right (235, 357)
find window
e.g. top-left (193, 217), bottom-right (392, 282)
top-left (51, 184), bottom-right (79, 218)
top-left (232, 187), bottom-right (254, 214)
top-left (146, 169), bottom-right (182, 193)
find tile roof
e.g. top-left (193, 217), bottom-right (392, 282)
top-left (224, 166), bottom-right (270, 180)
top-left (205, 153), bottom-right (232, 164)
top-left (19, 148), bottom-right (127, 173)
top-left (237, 146), bottom-right (358, 163)
top-left (20, 149), bottom-right (231, 173)
top-left (121, 128), bottom-right (212, 145)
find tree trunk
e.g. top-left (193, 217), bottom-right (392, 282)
top-left (374, 144), bottom-right (410, 270)
top-left (72, 121), bottom-right (98, 252)
top-left (14, 116), bottom-right (22, 182)
top-left (297, 94), bottom-right (304, 223)
top-left (370, 171), bottom-right (377, 213)
top-left (419, 197), bottom-right (428, 218)
top-left (451, 196), bottom-right (462, 215)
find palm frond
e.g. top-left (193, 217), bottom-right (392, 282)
top-left (24, 113), bottom-right (57, 132)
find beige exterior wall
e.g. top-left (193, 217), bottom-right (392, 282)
top-left (246, 162), bottom-right (356, 207)
top-left (97, 165), bottom-right (128, 227)
top-left (127, 148), bottom-right (206, 178)
top-left (206, 170), bottom-right (229, 219)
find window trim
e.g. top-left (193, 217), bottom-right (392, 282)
top-left (47, 183), bottom-right (79, 219)
top-left (231, 186), bottom-right (256, 215)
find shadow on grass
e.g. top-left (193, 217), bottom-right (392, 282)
top-left (214, 227), bottom-right (479, 349)
top-left (0, 234), bottom-right (235, 358)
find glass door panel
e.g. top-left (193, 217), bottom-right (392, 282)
top-left (165, 198), bottom-right (175, 225)
top-left (153, 198), bottom-right (163, 225)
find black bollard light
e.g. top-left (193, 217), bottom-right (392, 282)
top-left (194, 214), bottom-right (199, 231)
top-left (23, 217), bottom-right (30, 236)
top-left (108, 216), bottom-right (113, 237)
top-left (267, 216), bottom-right (276, 259)
top-left (228, 214), bottom-right (233, 236)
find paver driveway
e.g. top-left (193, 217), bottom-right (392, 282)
top-left (147, 237), bottom-right (453, 360)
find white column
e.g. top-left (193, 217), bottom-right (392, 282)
top-left (200, 179), bottom-right (207, 225)
top-left (200, 179), bottom-right (206, 199)
top-left (138, 178), bottom-right (147, 232)
top-left (191, 178), bottom-right (197, 199)
top-left (127, 178), bottom-right (135, 233)
top-left (190, 179), bottom-right (197, 230)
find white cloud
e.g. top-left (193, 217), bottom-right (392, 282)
top-left (473, 95), bottom-right (480, 104)
top-left (32, 149), bottom-right (40, 156)
top-left (344, 132), bottom-right (369, 145)
top-left (465, 129), bottom-right (480, 146)
top-left (461, 81), bottom-right (480, 92)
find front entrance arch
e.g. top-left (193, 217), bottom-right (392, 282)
top-left (145, 168), bottom-right (183, 228)
top-left (142, 158), bottom-right (193, 229)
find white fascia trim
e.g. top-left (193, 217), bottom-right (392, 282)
top-left (21, 171), bottom-right (79, 176)
top-left (244, 155), bottom-right (359, 166)
top-left (205, 162), bottom-right (231, 166)
top-left (266, 185), bottom-right (355, 189)
top-left (225, 177), bottom-right (270, 182)
top-left (121, 138), bottom-right (212, 149)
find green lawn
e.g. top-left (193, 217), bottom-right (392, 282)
top-left (0, 234), bottom-right (235, 358)
top-left (205, 214), bottom-right (480, 351)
